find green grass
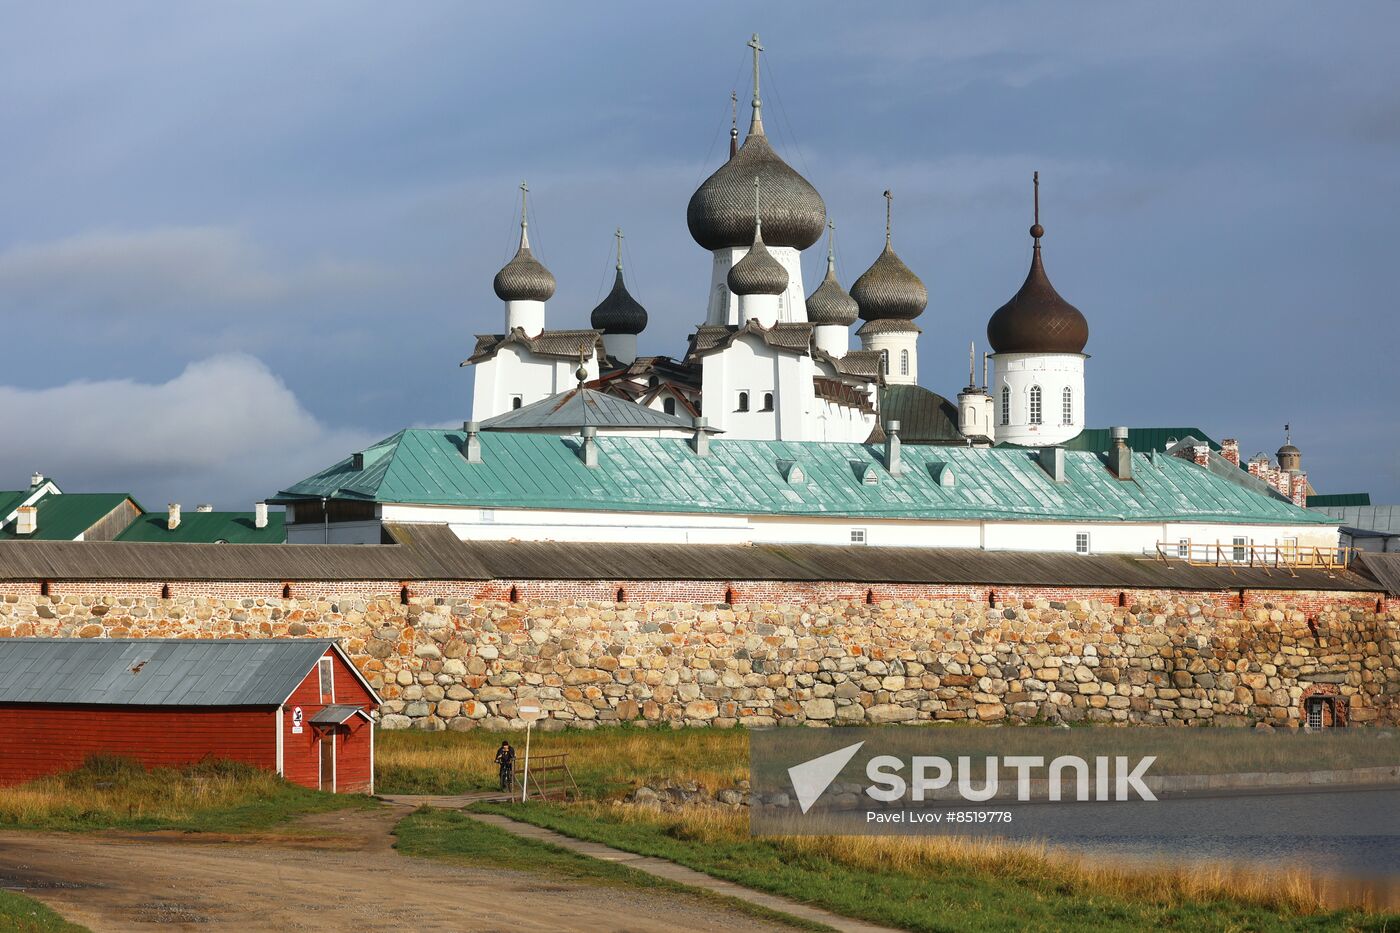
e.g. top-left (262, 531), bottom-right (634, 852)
top-left (0, 756), bottom-right (374, 833)
top-left (473, 801), bottom-right (1398, 933)
top-left (0, 891), bottom-right (87, 932)
top-left (392, 807), bottom-right (828, 930)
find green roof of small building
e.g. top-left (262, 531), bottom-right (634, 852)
top-left (0, 490), bottom-right (32, 520)
top-left (116, 510), bottom-right (286, 544)
top-left (273, 429), bottom-right (1332, 526)
top-left (878, 385), bottom-right (963, 444)
top-left (1047, 427), bottom-right (1221, 454)
top-left (0, 493), bottom-right (136, 541)
top-left (1307, 493), bottom-right (1371, 508)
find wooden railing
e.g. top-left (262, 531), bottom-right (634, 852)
top-left (1154, 541), bottom-right (1355, 572)
top-left (513, 752), bottom-right (579, 801)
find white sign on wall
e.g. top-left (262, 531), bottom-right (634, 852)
top-left (292, 706), bottom-right (304, 734)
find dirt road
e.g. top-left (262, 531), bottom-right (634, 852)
top-left (0, 806), bottom-right (793, 932)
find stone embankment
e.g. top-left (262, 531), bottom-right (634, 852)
top-left (1, 589), bottom-right (1395, 730)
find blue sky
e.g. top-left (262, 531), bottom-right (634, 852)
top-left (1, 1), bottom-right (1397, 507)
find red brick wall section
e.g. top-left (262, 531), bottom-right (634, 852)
top-left (0, 705), bottom-right (275, 786)
top-left (279, 652), bottom-right (376, 793)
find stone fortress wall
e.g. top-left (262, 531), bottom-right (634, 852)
top-left (1, 578), bottom-right (1395, 731)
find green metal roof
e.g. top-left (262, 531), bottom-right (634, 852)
top-left (878, 385), bottom-right (962, 444)
top-left (1049, 427), bottom-right (1221, 454)
top-left (273, 429), bottom-right (1332, 526)
top-left (0, 490), bottom-right (31, 520)
top-left (116, 510), bottom-right (286, 544)
top-left (0, 493), bottom-right (135, 541)
top-left (1307, 493), bottom-right (1371, 508)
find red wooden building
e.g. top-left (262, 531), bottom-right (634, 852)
top-left (0, 638), bottom-right (380, 793)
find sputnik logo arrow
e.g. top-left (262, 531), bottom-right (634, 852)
top-left (788, 741), bottom-right (864, 813)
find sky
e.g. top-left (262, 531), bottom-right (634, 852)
top-left (1, 1), bottom-right (1397, 509)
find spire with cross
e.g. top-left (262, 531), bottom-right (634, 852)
top-left (747, 33), bottom-right (764, 135)
top-left (730, 91), bottom-right (739, 157)
top-left (883, 189), bottom-right (893, 246)
top-left (752, 177), bottom-right (762, 236)
top-left (1030, 171), bottom-right (1043, 246)
top-left (614, 227), bottom-right (624, 272)
top-left (519, 180), bottom-right (531, 249)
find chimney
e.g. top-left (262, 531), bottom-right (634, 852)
top-left (1247, 454), bottom-right (1269, 478)
top-left (254, 501), bottom-right (268, 529)
top-left (29, 472), bottom-right (43, 488)
top-left (1289, 471), bottom-right (1308, 508)
top-left (691, 417), bottom-right (710, 457)
top-left (15, 505), bottom-right (36, 535)
top-left (1109, 426), bottom-right (1133, 481)
top-left (167, 503), bottom-right (181, 530)
top-left (580, 426), bottom-right (599, 468)
top-left (196, 504), bottom-right (213, 513)
top-left (1220, 438), bottom-right (1240, 468)
top-left (1038, 446), bottom-right (1067, 483)
top-left (883, 420), bottom-right (903, 475)
top-left (462, 421), bottom-right (482, 464)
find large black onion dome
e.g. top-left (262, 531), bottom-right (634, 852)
top-left (493, 228), bottom-right (556, 302)
top-left (727, 229), bottom-right (789, 296)
top-left (986, 245), bottom-right (1087, 354)
top-left (688, 132), bottom-right (826, 251)
top-left (851, 245), bottom-right (927, 321)
top-left (806, 255), bottom-right (858, 325)
top-left (590, 268), bottom-right (648, 334)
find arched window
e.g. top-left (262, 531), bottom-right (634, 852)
top-left (761, 392), bottom-right (774, 412)
top-left (1000, 386), bottom-right (1010, 425)
top-left (1029, 385), bottom-right (1043, 425)
top-left (900, 349), bottom-right (909, 376)
top-left (1061, 386), bottom-right (1073, 425)
top-left (737, 391), bottom-right (750, 412)
top-left (511, 396), bottom-right (523, 410)
top-left (663, 397), bottom-right (676, 416)
top-left (882, 351), bottom-right (890, 375)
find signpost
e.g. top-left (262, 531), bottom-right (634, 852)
top-left (517, 703), bottom-right (544, 802)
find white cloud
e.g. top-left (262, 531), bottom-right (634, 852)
top-left (0, 226), bottom-right (392, 316)
top-left (0, 354), bottom-right (380, 509)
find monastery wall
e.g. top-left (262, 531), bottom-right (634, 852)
top-left (1, 581), bottom-right (1396, 730)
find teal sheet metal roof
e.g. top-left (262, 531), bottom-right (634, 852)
top-left (0, 493), bottom-right (135, 541)
top-left (1307, 493), bottom-right (1371, 508)
top-left (116, 510), bottom-right (286, 544)
top-left (1041, 427), bottom-right (1221, 454)
top-left (273, 429), bottom-right (1332, 525)
top-left (0, 490), bottom-right (30, 520)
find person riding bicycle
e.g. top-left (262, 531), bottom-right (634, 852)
top-left (494, 740), bottom-right (516, 792)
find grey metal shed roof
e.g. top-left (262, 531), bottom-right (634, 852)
top-left (479, 387), bottom-right (699, 433)
top-left (0, 638), bottom-right (340, 707)
top-left (311, 704), bottom-right (366, 724)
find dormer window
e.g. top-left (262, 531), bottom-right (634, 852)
top-left (663, 397), bottom-right (676, 416)
top-left (737, 391), bottom-right (750, 412)
top-left (511, 395), bottom-right (523, 410)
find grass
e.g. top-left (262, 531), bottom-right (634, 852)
top-left (376, 725), bottom-right (747, 796)
top-left (393, 807), bottom-right (828, 931)
top-left (0, 891), bottom-right (87, 932)
top-left (0, 756), bottom-right (373, 833)
top-left (473, 800), bottom-right (1400, 933)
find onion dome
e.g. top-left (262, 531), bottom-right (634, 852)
top-left (686, 35), bottom-right (826, 251)
top-left (590, 230), bottom-right (648, 335)
top-left (493, 183), bottom-right (556, 302)
top-left (806, 225), bottom-right (858, 326)
top-left (986, 173), bottom-right (1088, 354)
top-left (851, 191), bottom-right (928, 322)
top-left (728, 227), bottom-right (788, 296)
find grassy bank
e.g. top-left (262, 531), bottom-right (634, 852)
top-left (394, 808), bottom-right (825, 930)
top-left (0, 891), bottom-right (87, 932)
top-left (0, 756), bottom-right (372, 833)
top-left (473, 800), bottom-right (1397, 933)
top-left (376, 726), bottom-right (746, 795)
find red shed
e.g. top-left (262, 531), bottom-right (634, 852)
top-left (0, 638), bottom-right (380, 793)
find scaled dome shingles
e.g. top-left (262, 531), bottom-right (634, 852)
top-left (590, 269), bottom-right (648, 334)
top-left (985, 244), bottom-right (1087, 354)
top-left (687, 132), bottom-right (826, 251)
top-left (493, 243), bottom-right (556, 302)
top-left (805, 259), bottom-right (859, 326)
top-left (727, 231), bottom-right (790, 296)
top-left (851, 245), bottom-right (928, 322)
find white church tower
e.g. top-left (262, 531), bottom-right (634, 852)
top-left (807, 223), bottom-right (859, 357)
top-left (986, 173), bottom-right (1089, 446)
top-left (493, 182), bottom-right (555, 337)
top-left (852, 190), bottom-right (928, 384)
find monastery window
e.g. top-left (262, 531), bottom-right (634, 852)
top-left (481, 508), bottom-right (495, 524)
top-left (737, 391), bottom-right (750, 412)
top-left (761, 392), bottom-right (774, 412)
top-left (511, 395), bottom-right (523, 410)
top-left (1075, 532), bottom-right (1090, 555)
top-left (850, 528), bottom-right (867, 545)
top-left (1000, 386), bottom-right (1010, 425)
top-left (318, 657), bottom-right (334, 700)
top-left (1061, 387), bottom-right (1073, 425)
top-left (900, 349), bottom-right (909, 376)
top-left (663, 397), bottom-right (676, 416)
top-left (1029, 385), bottom-right (1043, 425)
top-left (882, 351), bottom-right (890, 375)
top-left (1177, 538), bottom-right (1190, 559)
top-left (1232, 536), bottom-right (1248, 562)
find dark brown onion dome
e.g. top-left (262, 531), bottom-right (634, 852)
top-left (987, 173), bottom-right (1087, 354)
top-left (851, 244), bottom-right (928, 321)
top-left (493, 225), bottom-right (556, 302)
top-left (590, 267), bottom-right (648, 335)
top-left (806, 253), bottom-right (858, 326)
top-left (727, 227), bottom-right (788, 296)
top-left (687, 130), bottom-right (826, 251)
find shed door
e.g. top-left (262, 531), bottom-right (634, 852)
top-left (320, 733), bottom-right (335, 791)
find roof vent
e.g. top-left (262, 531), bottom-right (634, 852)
top-left (928, 462), bottom-right (955, 488)
top-left (254, 501), bottom-right (268, 529)
top-left (691, 416), bottom-right (710, 458)
top-left (1038, 446), bottom-right (1067, 484)
top-left (777, 460), bottom-right (805, 484)
top-left (462, 421), bottom-right (482, 464)
top-left (350, 452), bottom-right (365, 471)
top-left (29, 472), bottom-right (43, 488)
top-left (14, 505), bottom-right (36, 535)
top-left (1109, 427), bottom-right (1133, 481)
top-left (883, 420), bottom-right (903, 475)
top-left (167, 503), bottom-right (180, 531)
top-left (852, 462), bottom-right (879, 486)
top-left (196, 504), bottom-right (213, 513)
top-left (580, 426), bottom-right (599, 468)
